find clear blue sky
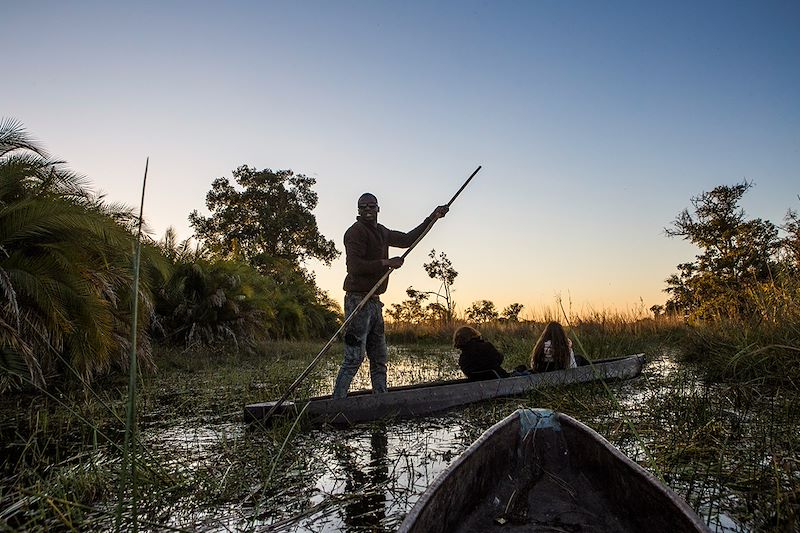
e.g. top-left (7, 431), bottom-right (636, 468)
top-left (3, 1), bottom-right (798, 317)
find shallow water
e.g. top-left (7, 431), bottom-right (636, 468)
top-left (138, 347), bottom-right (766, 532)
top-left (6, 346), bottom-right (790, 531)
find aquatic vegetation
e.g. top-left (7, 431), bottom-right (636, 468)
top-left (1, 338), bottom-right (798, 531)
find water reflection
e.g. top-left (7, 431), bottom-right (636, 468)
top-left (333, 426), bottom-right (388, 531)
top-left (316, 345), bottom-right (463, 396)
top-left (138, 348), bottom-right (784, 532)
top-left (274, 415), bottom-right (477, 532)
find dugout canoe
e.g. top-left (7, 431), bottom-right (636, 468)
top-left (245, 354), bottom-right (645, 426)
top-left (400, 408), bottom-right (710, 533)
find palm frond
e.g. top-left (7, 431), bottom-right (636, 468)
top-left (0, 119), bottom-right (160, 388)
top-left (0, 118), bottom-right (46, 159)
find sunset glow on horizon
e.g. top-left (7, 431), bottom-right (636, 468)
top-left (4, 1), bottom-right (798, 316)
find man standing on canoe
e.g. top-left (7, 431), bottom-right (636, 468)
top-left (332, 193), bottom-right (448, 399)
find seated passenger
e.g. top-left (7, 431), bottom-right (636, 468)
top-left (453, 326), bottom-right (510, 381)
top-left (530, 321), bottom-right (578, 373)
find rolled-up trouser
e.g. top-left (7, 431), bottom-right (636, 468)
top-left (332, 292), bottom-right (387, 399)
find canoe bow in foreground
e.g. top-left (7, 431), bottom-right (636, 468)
top-left (399, 408), bottom-right (711, 533)
top-left (245, 354), bottom-right (645, 426)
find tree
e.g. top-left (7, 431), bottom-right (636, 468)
top-left (0, 119), bottom-right (157, 388)
top-left (386, 288), bottom-right (428, 323)
top-left (154, 258), bottom-right (275, 349)
top-left (663, 262), bottom-right (698, 314)
top-left (465, 300), bottom-right (499, 323)
top-left (189, 165), bottom-right (339, 274)
top-left (500, 303), bottom-right (524, 321)
top-left (779, 203), bottom-right (800, 271)
top-left (188, 165), bottom-right (341, 338)
top-left (407, 249), bottom-right (459, 323)
top-left (153, 228), bottom-right (340, 344)
top-left (664, 181), bottom-right (780, 319)
top-left (155, 226), bottom-right (208, 265)
top-left (422, 249), bottom-right (458, 321)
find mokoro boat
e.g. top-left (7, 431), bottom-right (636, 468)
top-left (399, 408), bottom-right (710, 533)
top-left (245, 354), bottom-right (645, 426)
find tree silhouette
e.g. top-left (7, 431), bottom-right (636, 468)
top-left (664, 181), bottom-right (779, 318)
top-left (406, 249), bottom-right (459, 323)
top-left (465, 300), bottom-right (499, 323)
top-left (189, 165), bottom-right (339, 275)
top-left (501, 303), bottom-right (524, 321)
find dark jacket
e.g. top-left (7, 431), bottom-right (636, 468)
top-left (458, 338), bottom-right (510, 381)
top-left (343, 216), bottom-right (433, 294)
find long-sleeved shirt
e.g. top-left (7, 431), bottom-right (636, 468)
top-left (342, 215), bottom-right (433, 294)
top-left (458, 338), bottom-right (510, 380)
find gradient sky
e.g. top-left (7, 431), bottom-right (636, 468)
top-left (4, 1), bottom-right (799, 318)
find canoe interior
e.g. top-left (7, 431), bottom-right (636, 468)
top-left (400, 409), bottom-right (710, 533)
top-left (245, 354), bottom-right (645, 426)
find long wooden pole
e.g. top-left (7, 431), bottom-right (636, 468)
top-left (262, 165), bottom-right (482, 422)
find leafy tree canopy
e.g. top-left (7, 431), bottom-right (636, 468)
top-left (465, 299), bottom-right (499, 323)
top-left (664, 181), bottom-right (780, 319)
top-left (189, 166), bottom-right (339, 275)
top-left (386, 289), bottom-right (429, 323)
top-left (501, 303), bottom-right (524, 321)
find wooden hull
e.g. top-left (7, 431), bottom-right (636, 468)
top-left (245, 354), bottom-right (645, 426)
top-left (399, 408), bottom-right (710, 533)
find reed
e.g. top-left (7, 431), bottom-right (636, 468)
top-left (678, 277), bottom-right (800, 385)
top-left (0, 340), bottom-right (330, 530)
top-left (2, 311), bottom-right (799, 531)
top-left (388, 309), bottom-right (688, 370)
top-left (113, 158), bottom-right (149, 532)
top-left (387, 297), bottom-right (800, 387)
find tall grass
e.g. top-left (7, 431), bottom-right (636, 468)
top-left (114, 158), bottom-right (148, 532)
top-left (3, 300), bottom-right (799, 531)
top-left (387, 308), bottom-right (690, 370)
top-left (388, 292), bottom-right (799, 387)
top-left (0, 341), bottom-right (332, 531)
top-left (678, 276), bottom-right (800, 385)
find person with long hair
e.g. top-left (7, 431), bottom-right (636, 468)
top-left (529, 321), bottom-right (578, 373)
top-left (453, 325), bottom-right (510, 380)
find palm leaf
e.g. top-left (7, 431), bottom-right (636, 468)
top-left (0, 118), bottom-right (46, 158)
top-left (0, 119), bottom-right (158, 387)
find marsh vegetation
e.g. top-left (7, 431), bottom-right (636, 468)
top-left (1, 121), bottom-right (798, 531)
top-left (2, 317), bottom-right (798, 532)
